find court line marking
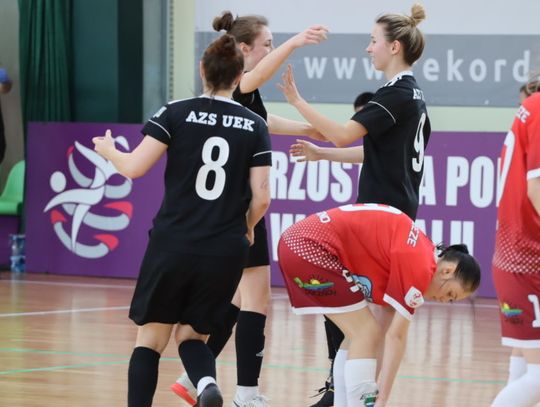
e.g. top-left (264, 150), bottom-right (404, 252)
top-left (0, 306), bottom-right (130, 318)
top-left (0, 349), bottom-right (505, 384)
top-left (1, 280), bottom-right (498, 308)
top-left (1, 280), bottom-right (135, 289)
top-left (425, 301), bottom-right (498, 309)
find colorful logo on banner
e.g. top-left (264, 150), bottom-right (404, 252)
top-left (43, 138), bottom-right (133, 259)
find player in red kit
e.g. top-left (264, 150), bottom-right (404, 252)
top-left (278, 203), bottom-right (481, 407)
top-left (491, 76), bottom-right (540, 407)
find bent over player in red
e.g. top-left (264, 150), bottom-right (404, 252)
top-left (278, 203), bottom-right (481, 407)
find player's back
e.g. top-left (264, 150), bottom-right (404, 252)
top-left (145, 95), bottom-right (271, 255)
top-left (355, 74), bottom-right (431, 220)
top-left (325, 204), bottom-right (420, 272)
top-left (494, 92), bottom-right (540, 273)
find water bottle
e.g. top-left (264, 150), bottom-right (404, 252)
top-left (9, 234), bottom-right (25, 273)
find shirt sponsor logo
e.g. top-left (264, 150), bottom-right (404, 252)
top-left (185, 110), bottom-right (255, 131)
top-left (515, 105), bottom-right (530, 124)
top-left (294, 275), bottom-right (336, 296)
top-left (351, 274), bottom-right (373, 302)
top-left (316, 210), bottom-right (331, 223)
top-left (407, 221), bottom-right (420, 247)
top-left (500, 302), bottom-right (524, 325)
top-left (405, 286), bottom-right (424, 308)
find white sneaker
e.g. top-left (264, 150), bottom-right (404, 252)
top-left (171, 372), bottom-right (197, 406)
top-left (232, 394), bottom-right (270, 407)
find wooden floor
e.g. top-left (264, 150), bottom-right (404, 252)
top-left (0, 271), bottom-right (509, 406)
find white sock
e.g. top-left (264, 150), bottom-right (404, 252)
top-left (333, 349), bottom-right (348, 407)
top-left (344, 359), bottom-right (377, 407)
top-left (492, 364), bottom-right (540, 407)
top-left (196, 376), bottom-right (216, 396)
top-left (508, 356), bottom-right (527, 383)
top-left (235, 385), bottom-right (258, 402)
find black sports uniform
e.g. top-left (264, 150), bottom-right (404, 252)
top-left (129, 95), bottom-right (271, 334)
top-left (352, 71), bottom-right (431, 220)
top-left (233, 86), bottom-right (270, 267)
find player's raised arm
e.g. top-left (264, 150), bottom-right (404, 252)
top-left (240, 25), bottom-right (328, 93)
top-left (279, 65), bottom-right (368, 147)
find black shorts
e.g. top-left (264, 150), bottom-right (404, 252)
top-left (246, 217), bottom-right (270, 268)
top-left (129, 241), bottom-right (247, 334)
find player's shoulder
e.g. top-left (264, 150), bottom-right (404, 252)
top-left (373, 79), bottom-right (413, 103)
top-left (229, 101), bottom-right (268, 128)
top-left (523, 92), bottom-right (540, 112)
top-left (166, 96), bottom-right (200, 108)
top-left (242, 107), bottom-right (268, 127)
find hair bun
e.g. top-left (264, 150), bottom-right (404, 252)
top-left (212, 10), bottom-right (235, 32)
top-left (410, 3), bottom-right (426, 26)
top-left (448, 244), bottom-right (469, 254)
top-left (212, 34), bottom-right (237, 57)
top-left (436, 243), bottom-right (470, 257)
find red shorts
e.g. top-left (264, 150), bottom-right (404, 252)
top-left (277, 238), bottom-right (367, 315)
top-left (493, 266), bottom-right (540, 348)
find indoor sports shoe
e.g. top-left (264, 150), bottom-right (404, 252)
top-left (309, 380), bottom-right (334, 407)
top-left (171, 372), bottom-right (197, 406)
top-left (196, 383), bottom-right (223, 407)
top-left (232, 394), bottom-right (270, 407)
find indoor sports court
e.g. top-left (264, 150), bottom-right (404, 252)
top-left (0, 272), bottom-right (507, 406)
top-left (0, 0), bottom-right (539, 406)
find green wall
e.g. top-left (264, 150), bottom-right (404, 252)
top-left (72, 0), bottom-right (142, 123)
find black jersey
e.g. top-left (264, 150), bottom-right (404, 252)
top-left (233, 86), bottom-right (267, 121)
top-left (351, 72), bottom-right (431, 220)
top-left (142, 95), bottom-right (271, 256)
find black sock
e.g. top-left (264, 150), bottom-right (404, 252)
top-left (179, 339), bottom-right (216, 390)
top-left (235, 311), bottom-right (266, 386)
top-left (323, 316), bottom-right (336, 360)
top-left (326, 317), bottom-right (345, 354)
top-left (207, 303), bottom-right (240, 358)
top-left (128, 347), bottom-right (160, 407)
top-left (324, 317), bottom-right (344, 389)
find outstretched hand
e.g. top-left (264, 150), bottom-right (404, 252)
top-left (290, 25), bottom-right (329, 48)
top-left (93, 129), bottom-right (116, 159)
top-left (290, 139), bottom-right (322, 162)
top-left (277, 64), bottom-right (303, 106)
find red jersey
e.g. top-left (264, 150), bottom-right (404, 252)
top-left (279, 204), bottom-right (436, 320)
top-left (493, 92), bottom-right (540, 274)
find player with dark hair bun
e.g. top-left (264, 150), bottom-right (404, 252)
top-left (278, 203), bottom-right (480, 407)
top-left (93, 34), bottom-right (272, 407)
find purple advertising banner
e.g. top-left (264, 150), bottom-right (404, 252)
top-left (25, 123), bottom-right (505, 298)
top-left (26, 123), bottom-right (165, 278)
top-left (266, 132), bottom-right (506, 299)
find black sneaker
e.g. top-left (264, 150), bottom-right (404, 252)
top-left (309, 381), bottom-right (334, 407)
top-left (196, 383), bottom-right (223, 407)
